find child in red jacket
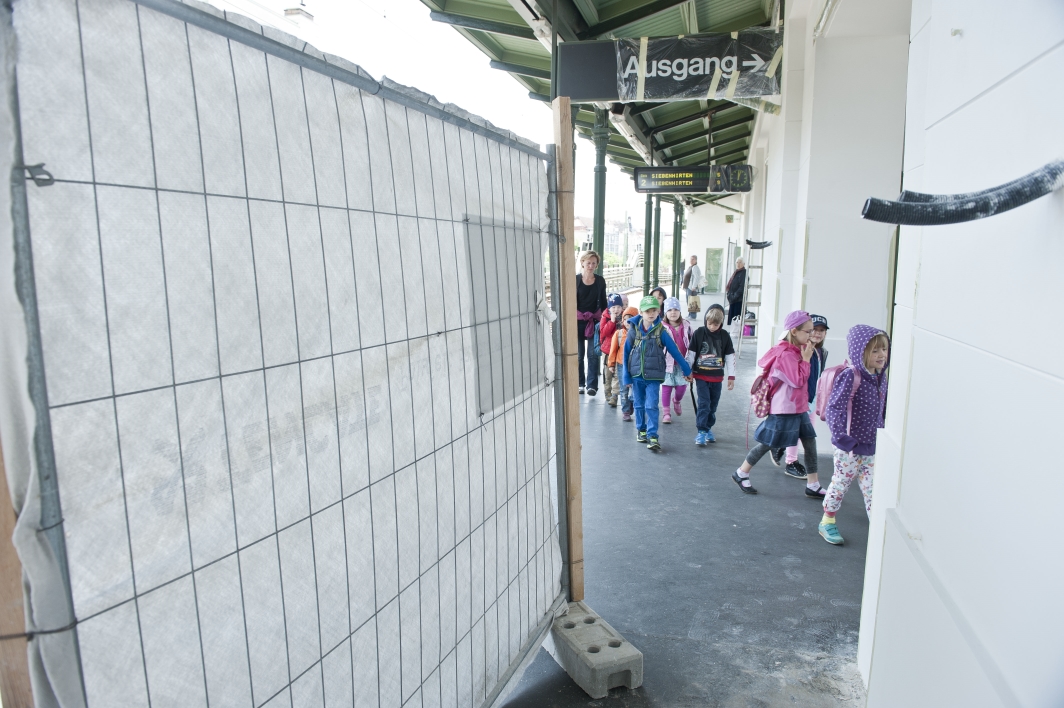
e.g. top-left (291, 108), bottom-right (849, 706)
top-left (612, 305), bottom-right (639, 419)
top-left (600, 294), bottom-right (625, 406)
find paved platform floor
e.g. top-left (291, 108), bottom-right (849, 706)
top-left (502, 330), bottom-right (869, 707)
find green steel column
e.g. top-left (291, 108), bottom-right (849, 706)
top-left (591, 108), bottom-right (609, 274)
top-left (652, 196), bottom-right (662, 288)
top-left (642, 194), bottom-right (653, 295)
top-left (671, 199), bottom-right (684, 294)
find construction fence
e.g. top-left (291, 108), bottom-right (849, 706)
top-left (0, 0), bottom-right (566, 705)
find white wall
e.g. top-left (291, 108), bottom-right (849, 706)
top-left (749, 0), bottom-right (909, 359)
top-left (794, 31), bottom-right (908, 355)
top-left (683, 195), bottom-right (745, 292)
top-left (748, 4), bottom-right (813, 357)
top-left (862, 2), bottom-right (1064, 706)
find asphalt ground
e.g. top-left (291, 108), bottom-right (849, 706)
top-left (502, 330), bottom-right (869, 708)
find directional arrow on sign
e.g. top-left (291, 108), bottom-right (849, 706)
top-left (742, 53), bottom-right (766, 73)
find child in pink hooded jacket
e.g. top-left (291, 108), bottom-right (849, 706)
top-left (731, 310), bottom-right (824, 498)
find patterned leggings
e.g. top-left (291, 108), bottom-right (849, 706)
top-left (824, 449), bottom-right (874, 515)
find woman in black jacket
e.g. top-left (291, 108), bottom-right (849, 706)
top-left (724, 257), bottom-right (746, 324)
top-left (576, 250), bottom-right (607, 395)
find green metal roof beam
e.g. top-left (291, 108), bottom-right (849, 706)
top-left (489, 60), bottom-right (551, 80)
top-left (668, 134), bottom-right (750, 162)
top-left (578, 0), bottom-right (692, 39)
top-left (708, 144), bottom-right (750, 161)
top-left (654, 115), bottom-right (755, 151)
top-left (647, 103), bottom-right (736, 137)
top-left (661, 128), bottom-right (752, 155)
top-left (429, 11), bottom-right (537, 40)
top-left (540, 0), bottom-right (590, 40)
top-left (629, 102), bottom-right (666, 116)
top-left (607, 146), bottom-right (643, 159)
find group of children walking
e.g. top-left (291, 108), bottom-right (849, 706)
top-left (584, 249), bottom-right (890, 546)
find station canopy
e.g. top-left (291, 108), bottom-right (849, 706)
top-left (419, 0), bottom-right (778, 207)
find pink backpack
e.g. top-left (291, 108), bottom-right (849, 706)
top-left (749, 348), bottom-right (782, 418)
top-left (814, 360), bottom-right (861, 430)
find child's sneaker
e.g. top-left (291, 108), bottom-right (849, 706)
top-left (662, 411), bottom-right (672, 424)
top-left (673, 401), bottom-right (682, 416)
top-left (769, 448), bottom-right (785, 466)
top-left (608, 397), bottom-right (618, 407)
top-left (819, 522), bottom-right (844, 545)
top-left (622, 412), bottom-right (632, 421)
top-left (636, 430), bottom-right (647, 443)
top-left (704, 430), bottom-right (716, 443)
top-left (646, 436), bottom-right (660, 451)
top-left (694, 431), bottom-right (707, 446)
top-left (783, 463), bottom-right (808, 480)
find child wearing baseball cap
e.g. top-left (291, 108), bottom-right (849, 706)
top-left (622, 295), bottom-right (693, 451)
top-left (600, 294), bottom-right (626, 406)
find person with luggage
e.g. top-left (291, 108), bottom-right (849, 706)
top-left (818, 325), bottom-right (890, 545)
top-left (688, 304), bottom-right (735, 445)
top-left (731, 311), bottom-right (822, 496)
top-left (661, 298), bottom-right (693, 423)
top-left (771, 315), bottom-right (830, 485)
top-left (681, 255), bottom-right (704, 319)
top-left (622, 296), bottom-right (693, 451)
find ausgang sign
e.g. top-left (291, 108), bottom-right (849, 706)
top-left (617, 29), bottom-right (783, 102)
top-left (634, 165), bottom-right (753, 194)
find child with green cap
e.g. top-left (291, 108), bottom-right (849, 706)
top-left (622, 295), bottom-right (693, 451)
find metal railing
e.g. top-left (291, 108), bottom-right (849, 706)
top-left (543, 266), bottom-right (673, 304)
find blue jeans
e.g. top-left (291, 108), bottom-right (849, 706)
top-left (619, 383), bottom-right (632, 413)
top-left (631, 378), bottom-right (661, 437)
top-left (577, 335), bottom-right (600, 390)
top-left (695, 379), bottom-right (722, 432)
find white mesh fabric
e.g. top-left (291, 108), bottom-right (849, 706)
top-left (4, 0), bottom-right (562, 706)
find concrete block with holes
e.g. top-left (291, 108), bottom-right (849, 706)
top-left (549, 601), bottom-right (643, 699)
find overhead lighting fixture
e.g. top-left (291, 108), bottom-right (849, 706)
top-left (608, 108), bottom-right (655, 165)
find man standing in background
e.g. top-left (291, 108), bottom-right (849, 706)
top-left (682, 255), bottom-right (704, 319)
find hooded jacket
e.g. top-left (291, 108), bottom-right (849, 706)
top-left (600, 308), bottom-right (623, 356)
top-left (759, 341), bottom-right (810, 415)
top-left (608, 307), bottom-right (640, 367)
top-left (826, 325), bottom-right (889, 455)
top-left (662, 318), bottom-right (693, 373)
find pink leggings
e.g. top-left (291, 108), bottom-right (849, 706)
top-left (661, 385), bottom-right (688, 408)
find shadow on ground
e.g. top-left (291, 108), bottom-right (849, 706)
top-left (503, 327), bottom-right (869, 707)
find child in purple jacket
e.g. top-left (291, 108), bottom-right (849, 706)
top-left (819, 324), bottom-right (890, 546)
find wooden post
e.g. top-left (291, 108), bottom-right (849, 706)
top-left (0, 437), bottom-right (33, 707)
top-left (552, 96), bottom-right (584, 602)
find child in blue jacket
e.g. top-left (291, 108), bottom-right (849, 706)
top-left (622, 295), bottom-right (693, 451)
